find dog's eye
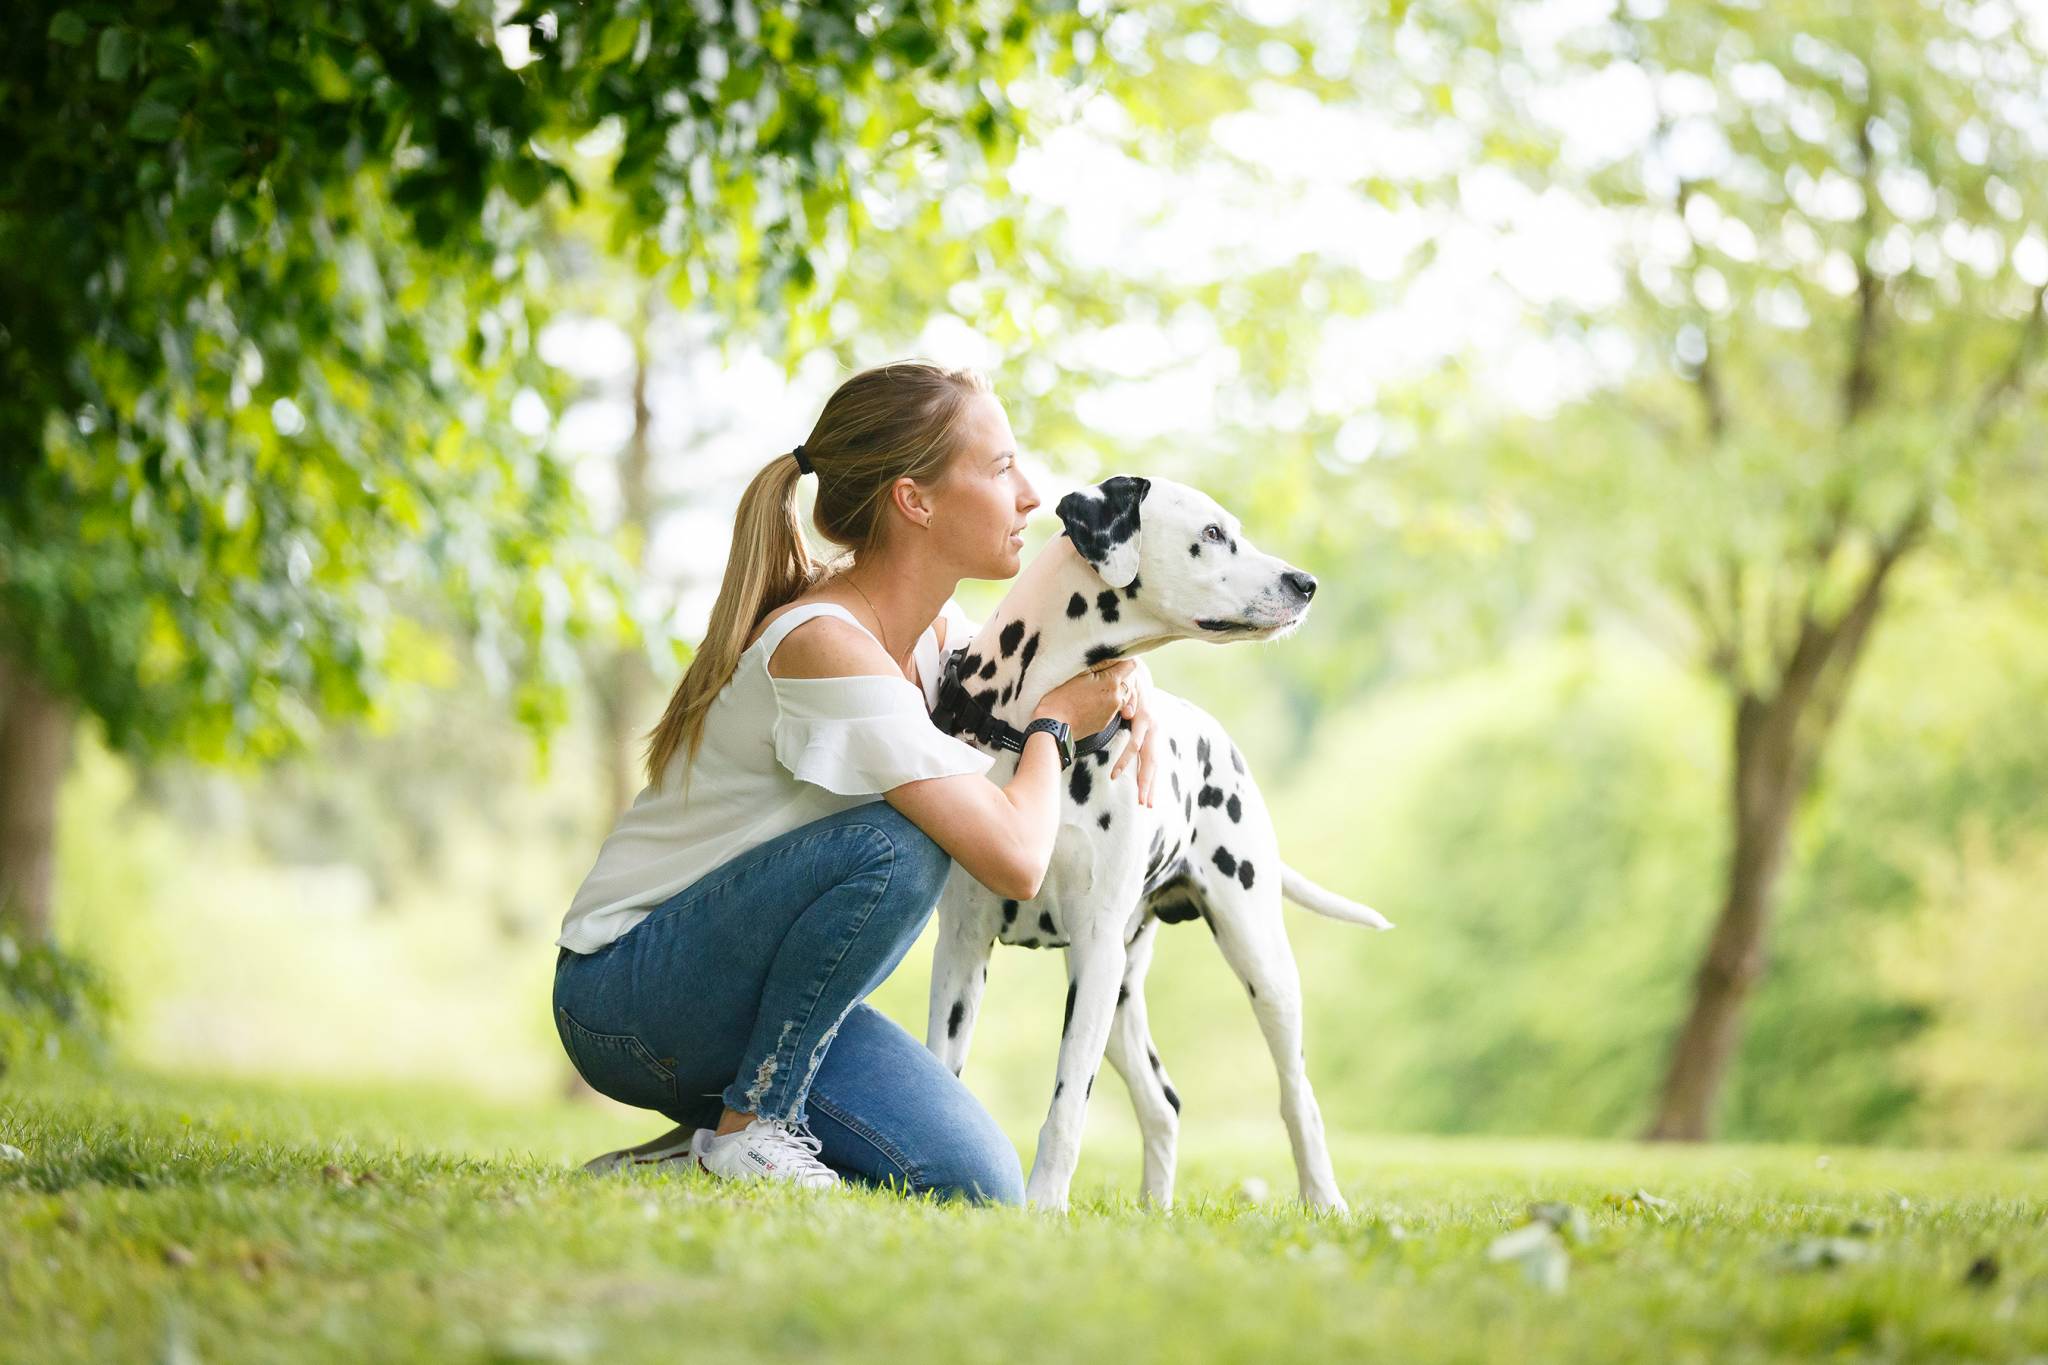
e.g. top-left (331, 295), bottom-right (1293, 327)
top-left (1203, 524), bottom-right (1225, 542)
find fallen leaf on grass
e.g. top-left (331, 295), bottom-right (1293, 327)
top-left (1603, 1189), bottom-right (1675, 1222)
top-left (1527, 1201), bottom-right (1590, 1242)
top-left (1488, 1220), bottom-right (1569, 1294)
top-left (1773, 1237), bottom-right (1875, 1271)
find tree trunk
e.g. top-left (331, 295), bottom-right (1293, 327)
top-left (1644, 691), bottom-right (1803, 1140)
top-left (1646, 534), bottom-right (1910, 1141)
top-left (0, 655), bottom-right (75, 949)
top-left (595, 292), bottom-right (657, 819)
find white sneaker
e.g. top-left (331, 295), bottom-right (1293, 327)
top-left (696, 1117), bottom-right (841, 1190)
top-left (581, 1123), bottom-right (712, 1175)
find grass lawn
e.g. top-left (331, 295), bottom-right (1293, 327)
top-left (2, 1054), bottom-right (2043, 1363)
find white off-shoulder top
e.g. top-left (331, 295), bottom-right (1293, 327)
top-left (555, 598), bottom-right (992, 954)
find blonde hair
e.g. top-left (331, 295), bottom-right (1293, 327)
top-left (642, 359), bottom-right (994, 794)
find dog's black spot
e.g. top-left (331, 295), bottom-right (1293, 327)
top-left (1226, 793), bottom-right (1241, 823)
top-left (1168, 736), bottom-right (1178, 755)
top-left (1147, 1046), bottom-right (1160, 1069)
top-left (1055, 1079), bottom-right (1064, 1098)
top-left (1117, 983), bottom-right (1128, 1005)
top-left (1230, 744), bottom-right (1245, 775)
top-left (1238, 858), bottom-right (1255, 890)
top-left (1069, 761), bottom-right (1092, 806)
top-left (1155, 899), bottom-right (1202, 924)
top-left (1000, 682), bottom-right (1013, 704)
top-left (1096, 590), bottom-right (1121, 623)
top-left (1212, 845), bottom-right (1238, 877)
top-left (1067, 593), bottom-right (1088, 618)
top-left (1039, 911), bottom-right (1056, 935)
top-left (1197, 784), bottom-right (1224, 809)
top-left (1084, 644), bottom-right (1120, 666)
top-left (948, 1000), bottom-right (964, 1038)
top-left (963, 653), bottom-right (981, 675)
top-left (1086, 1072), bottom-right (1095, 1099)
top-left (999, 620), bottom-right (1025, 658)
top-left (1018, 632), bottom-right (1038, 683)
top-left (1184, 793), bottom-right (1192, 819)
top-left (1189, 543), bottom-right (1202, 557)
top-left (1094, 747), bottom-right (1110, 766)
top-left (975, 688), bottom-right (999, 708)
top-left (1098, 811), bottom-right (1111, 830)
top-left (1246, 979), bottom-right (1257, 998)
top-left (1163, 1082), bottom-right (1181, 1113)
top-left (1021, 937), bottom-right (1041, 949)
top-left (1169, 772), bottom-right (1181, 800)
top-left (1001, 899), bottom-right (1018, 925)
top-left (1123, 574), bottom-right (1142, 599)
top-left (1145, 828), bottom-right (1165, 877)
top-left (982, 964), bottom-right (989, 982)
top-left (1228, 538), bottom-right (1238, 555)
top-left (979, 658), bottom-right (998, 680)
top-left (1062, 980), bottom-right (1076, 1036)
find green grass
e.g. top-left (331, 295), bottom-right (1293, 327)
top-left (3, 1056), bottom-right (2043, 1363)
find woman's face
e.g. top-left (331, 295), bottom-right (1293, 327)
top-left (925, 392), bottom-right (1041, 578)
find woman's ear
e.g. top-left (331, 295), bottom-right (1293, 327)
top-left (1055, 475), bottom-right (1150, 589)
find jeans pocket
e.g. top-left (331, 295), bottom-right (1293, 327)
top-left (556, 1004), bottom-right (679, 1113)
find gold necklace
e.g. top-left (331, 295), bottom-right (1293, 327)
top-left (840, 572), bottom-right (901, 672)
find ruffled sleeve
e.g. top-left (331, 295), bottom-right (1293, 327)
top-left (772, 675), bottom-right (996, 796)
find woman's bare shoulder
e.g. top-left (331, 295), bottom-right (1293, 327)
top-left (751, 596), bottom-right (892, 680)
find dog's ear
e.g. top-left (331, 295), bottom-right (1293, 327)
top-left (1055, 475), bottom-right (1150, 590)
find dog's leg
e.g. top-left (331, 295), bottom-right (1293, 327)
top-left (1207, 908), bottom-right (1348, 1212)
top-left (923, 900), bottom-right (994, 1079)
top-left (1025, 929), bottom-right (1127, 1212)
top-left (1102, 917), bottom-right (1180, 1209)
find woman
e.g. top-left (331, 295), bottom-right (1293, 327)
top-left (552, 360), bottom-right (1162, 1204)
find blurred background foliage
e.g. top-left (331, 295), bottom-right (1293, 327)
top-left (2, 0), bottom-right (2043, 1151)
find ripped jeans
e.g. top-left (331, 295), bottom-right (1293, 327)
top-left (552, 799), bottom-right (1024, 1206)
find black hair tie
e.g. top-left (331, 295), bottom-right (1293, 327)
top-left (791, 444), bottom-right (813, 476)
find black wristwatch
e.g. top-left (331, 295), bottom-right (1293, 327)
top-left (1021, 716), bottom-right (1074, 769)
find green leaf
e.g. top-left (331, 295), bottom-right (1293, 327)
top-left (127, 99), bottom-right (182, 142)
top-left (596, 15), bottom-right (639, 66)
top-left (308, 51), bottom-right (353, 102)
top-left (46, 10), bottom-right (87, 45)
top-left (96, 25), bottom-right (137, 81)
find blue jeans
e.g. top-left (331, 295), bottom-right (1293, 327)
top-left (552, 799), bottom-right (1024, 1206)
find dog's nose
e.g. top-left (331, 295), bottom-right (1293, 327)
top-left (1281, 570), bottom-right (1317, 601)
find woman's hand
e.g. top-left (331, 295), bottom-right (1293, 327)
top-left (1109, 658), bottom-right (1161, 808)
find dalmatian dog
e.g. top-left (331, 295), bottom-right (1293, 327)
top-left (923, 474), bottom-right (1393, 1214)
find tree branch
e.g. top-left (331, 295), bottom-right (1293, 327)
top-left (1842, 90), bottom-right (1885, 428)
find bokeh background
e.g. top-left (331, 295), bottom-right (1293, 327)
top-left (4, 0), bottom-right (2045, 1159)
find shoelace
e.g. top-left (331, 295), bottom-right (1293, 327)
top-left (756, 1118), bottom-right (835, 1178)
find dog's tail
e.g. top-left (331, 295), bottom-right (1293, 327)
top-left (1281, 864), bottom-right (1394, 930)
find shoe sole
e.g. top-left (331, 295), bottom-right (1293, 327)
top-left (582, 1137), bottom-right (700, 1175)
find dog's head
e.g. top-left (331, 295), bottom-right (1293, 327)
top-left (1055, 475), bottom-right (1318, 641)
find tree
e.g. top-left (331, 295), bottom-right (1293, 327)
top-left (1239, 0), bottom-right (2048, 1138)
top-left (0, 0), bottom-right (1118, 949)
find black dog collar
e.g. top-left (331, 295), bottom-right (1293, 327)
top-left (932, 646), bottom-right (1124, 758)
